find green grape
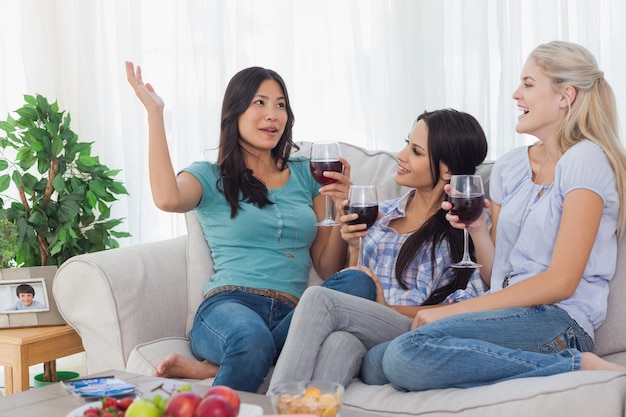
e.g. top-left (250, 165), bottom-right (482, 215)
top-left (178, 383), bottom-right (192, 392)
top-left (151, 394), bottom-right (163, 407)
top-left (158, 396), bottom-right (169, 411)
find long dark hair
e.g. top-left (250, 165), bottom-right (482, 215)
top-left (395, 109), bottom-right (488, 305)
top-left (217, 67), bottom-right (297, 218)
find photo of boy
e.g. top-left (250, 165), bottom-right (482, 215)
top-left (7, 283), bottom-right (47, 310)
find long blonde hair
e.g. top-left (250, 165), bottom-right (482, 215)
top-left (530, 41), bottom-right (626, 233)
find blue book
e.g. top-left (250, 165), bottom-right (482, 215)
top-left (61, 376), bottom-right (136, 399)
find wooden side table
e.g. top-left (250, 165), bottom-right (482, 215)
top-left (0, 324), bottom-right (84, 395)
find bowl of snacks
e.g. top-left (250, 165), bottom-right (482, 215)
top-left (268, 380), bottom-right (344, 416)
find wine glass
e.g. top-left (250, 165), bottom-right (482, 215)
top-left (448, 175), bottom-right (485, 268)
top-left (310, 142), bottom-right (343, 226)
top-left (346, 185), bottom-right (378, 267)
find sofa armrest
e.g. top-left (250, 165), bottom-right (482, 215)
top-left (53, 236), bottom-right (189, 374)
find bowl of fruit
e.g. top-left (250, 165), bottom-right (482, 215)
top-left (268, 380), bottom-right (344, 417)
top-left (67, 384), bottom-right (260, 417)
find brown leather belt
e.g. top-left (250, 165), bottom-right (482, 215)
top-left (204, 285), bottom-right (298, 306)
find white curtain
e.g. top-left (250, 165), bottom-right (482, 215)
top-left (1, 0), bottom-right (625, 245)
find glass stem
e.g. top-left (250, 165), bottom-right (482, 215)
top-left (357, 236), bottom-right (365, 267)
top-left (462, 228), bottom-right (471, 262)
top-left (324, 195), bottom-right (334, 221)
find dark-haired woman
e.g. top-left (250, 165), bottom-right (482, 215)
top-left (269, 108), bottom-right (490, 389)
top-left (332, 109), bottom-right (489, 315)
top-left (126, 63), bottom-right (351, 392)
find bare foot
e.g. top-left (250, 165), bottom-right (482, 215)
top-left (581, 352), bottom-right (626, 372)
top-left (154, 352), bottom-right (220, 379)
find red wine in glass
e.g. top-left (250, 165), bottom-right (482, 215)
top-left (310, 160), bottom-right (343, 185)
top-left (347, 185), bottom-right (378, 267)
top-left (449, 175), bottom-right (484, 268)
top-left (449, 194), bottom-right (485, 224)
top-left (346, 204), bottom-right (379, 229)
top-left (310, 142), bottom-right (342, 226)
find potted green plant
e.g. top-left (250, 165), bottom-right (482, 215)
top-left (0, 93), bottom-right (130, 382)
top-left (0, 93), bottom-right (130, 267)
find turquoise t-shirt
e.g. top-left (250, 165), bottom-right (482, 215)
top-left (182, 157), bottom-right (320, 299)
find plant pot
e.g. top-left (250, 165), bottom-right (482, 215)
top-left (33, 371), bottom-right (80, 388)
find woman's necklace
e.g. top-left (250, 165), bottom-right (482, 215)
top-left (268, 168), bottom-right (299, 259)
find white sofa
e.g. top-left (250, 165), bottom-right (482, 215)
top-left (53, 142), bottom-right (626, 417)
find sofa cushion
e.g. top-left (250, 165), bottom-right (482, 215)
top-left (593, 231), bottom-right (626, 358)
top-left (185, 212), bottom-right (213, 335)
top-left (342, 371), bottom-right (626, 417)
top-left (127, 336), bottom-right (273, 392)
top-left (127, 337), bottom-right (195, 377)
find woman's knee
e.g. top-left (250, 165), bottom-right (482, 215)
top-left (361, 342), bottom-right (391, 385)
top-left (381, 332), bottom-right (445, 391)
top-left (321, 270), bottom-right (376, 299)
top-left (233, 323), bottom-right (275, 352)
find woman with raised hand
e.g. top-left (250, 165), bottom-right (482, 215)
top-left (126, 63), bottom-right (351, 392)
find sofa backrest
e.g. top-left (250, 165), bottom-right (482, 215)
top-left (292, 141), bottom-right (409, 201)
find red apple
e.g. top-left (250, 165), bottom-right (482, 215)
top-left (194, 395), bottom-right (235, 417)
top-left (164, 391), bottom-right (202, 417)
top-left (204, 385), bottom-right (241, 416)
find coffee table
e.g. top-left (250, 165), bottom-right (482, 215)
top-left (0, 369), bottom-right (376, 416)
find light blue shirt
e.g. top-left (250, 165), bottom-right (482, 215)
top-left (10, 300), bottom-right (46, 310)
top-left (489, 140), bottom-right (619, 340)
top-left (182, 157), bottom-right (320, 299)
top-left (361, 190), bottom-right (488, 306)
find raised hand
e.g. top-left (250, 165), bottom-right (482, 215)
top-left (125, 61), bottom-right (164, 114)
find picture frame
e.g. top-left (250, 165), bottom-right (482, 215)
top-left (0, 278), bottom-right (50, 312)
top-left (0, 266), bottom-right (66, 328)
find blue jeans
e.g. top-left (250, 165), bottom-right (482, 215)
top-left (190, 269), bottom-right (376, 392)
top-left (361, 305), bottom-right (594, 391)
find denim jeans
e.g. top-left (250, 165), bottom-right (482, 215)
top-left (361, 305), bottom-right (594, 391)
top-left (190, 269), bottom-right (376, 392)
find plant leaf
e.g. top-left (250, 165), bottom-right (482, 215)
top-left (0, 174), bottom-right (10, 193)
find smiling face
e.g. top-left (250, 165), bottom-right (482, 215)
top-left (512, 57), bottom-right (568, 141)
top-left (237, 79), bottom-right (288, 156)
top-left (395, 120), bottom-right (447, 190)
top-left (18, 292), bottom-right (34, 307)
